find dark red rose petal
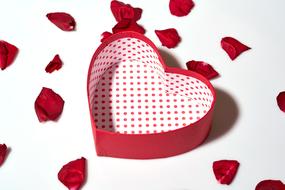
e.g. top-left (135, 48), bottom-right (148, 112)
top-left (46, 12), bottom-right (76, 31)
top-left (133, 8), bottom-right (142, 22)
top-left (100, 31), bottom-right (113, 43)
top-left (169, 0), bottom-right (195, 17)
top-left (0, 40), bottom-right (18, 70)
top-left (34, 87), bottom-right (64, 122)
top-left (111, 0), bottom-right (142, 22)
top-left (45, 54), bottom-right (63, 73)
top-left (221, 37), bottom-right (250, 60)
top-left (112, 19), bottom-right (145, 34)
top-left (212, 160), bottom-right (239, 185)
top-left (58, 157), bottom-right (86, 190)
top-left (186, 60), bottom-right (219, 80)
top-left (0, 144), bottom-right (8, 166)
top-left (155, 28), bottom-right (181, 48)
top-left (255, 180), bottom-right (285, 190)
top-left (277, 91), bottom-right (285, 112)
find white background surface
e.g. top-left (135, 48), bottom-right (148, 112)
top-left (0, 0), bottom-right (285, 189)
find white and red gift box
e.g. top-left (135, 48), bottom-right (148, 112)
top-left (87, 31), bottom-right (216, 159)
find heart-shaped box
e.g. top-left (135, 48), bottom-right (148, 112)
top-left (87, 31), bottom-right (216, 159)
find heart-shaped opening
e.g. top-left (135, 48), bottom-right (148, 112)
top-left (88, 33), bottom-right (214, 135)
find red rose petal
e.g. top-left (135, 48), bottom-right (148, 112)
top-left (212, 160), bottom-right (240, 185)
top-left (277, 91), bottom-right (285, 112)
top-left (133, 8), bottom-right (142, 22)
top-left (34, 87), bottom-right (65, 122)
top-left (45, 54), bottom-right (63, 73)
top-left (46, 12), bottom-right (76, 31)
top-left (100, 31), bottom-right (113, 43)
top-left (221, 37), bottom-right (250, 60)
top-left (0, 144), bottom-right (8, 166)
top-left (186, 60), bottom-right (219, 80)
top-left (110, 0), bottom-right (142, 22)
top-left (58, 157), bottom-right (86, 190)
top-left (169, 0), bottom-right (195, 17)
top-left (255, 180), bottom-right (285, 190)
top-left (0, 40), bottom-right (18, 70)
top-left (112, 19), bottom-right (145, 34)
top-left (155, 28), bottom-right (181, 48)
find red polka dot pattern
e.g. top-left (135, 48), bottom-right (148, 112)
top-left (88, 37), bottom-right (213, 134)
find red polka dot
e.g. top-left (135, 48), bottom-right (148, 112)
top-left (91, 38), bottom-right (212, 134)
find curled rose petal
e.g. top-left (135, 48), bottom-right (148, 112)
top-left (0, 144), bottom-right (8, 166)
top-left (277, 91), bottom-right (285, 112)
top-left (0, 40), bottom-right (18, 70)
top-left (34, 87), bottom-right (65, 122)
top-left (111, 0), bottom-right (142, 22)
top-left (112, 19), bottom-right (145, 34)
top-left (46, 12), bottom-right (76, 31)
top-left (255, 180), bottom-right (285, 190)
top-left (213, 160), bottom-right (239, 185)
top-left (58, 157), bottom-right (86, 190)
top-left (186, 60), bottom-right (219, 80)
top-left (45, 54), bottom-right (63, 73)
top-left (221, 37), bottom-right (251, 60)
top-left (100, 31), bottom-right (113, 43)
top-left (169, 0), bottom-right (195, 17)
top-left (155, 28), bottom-right (181, 48)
